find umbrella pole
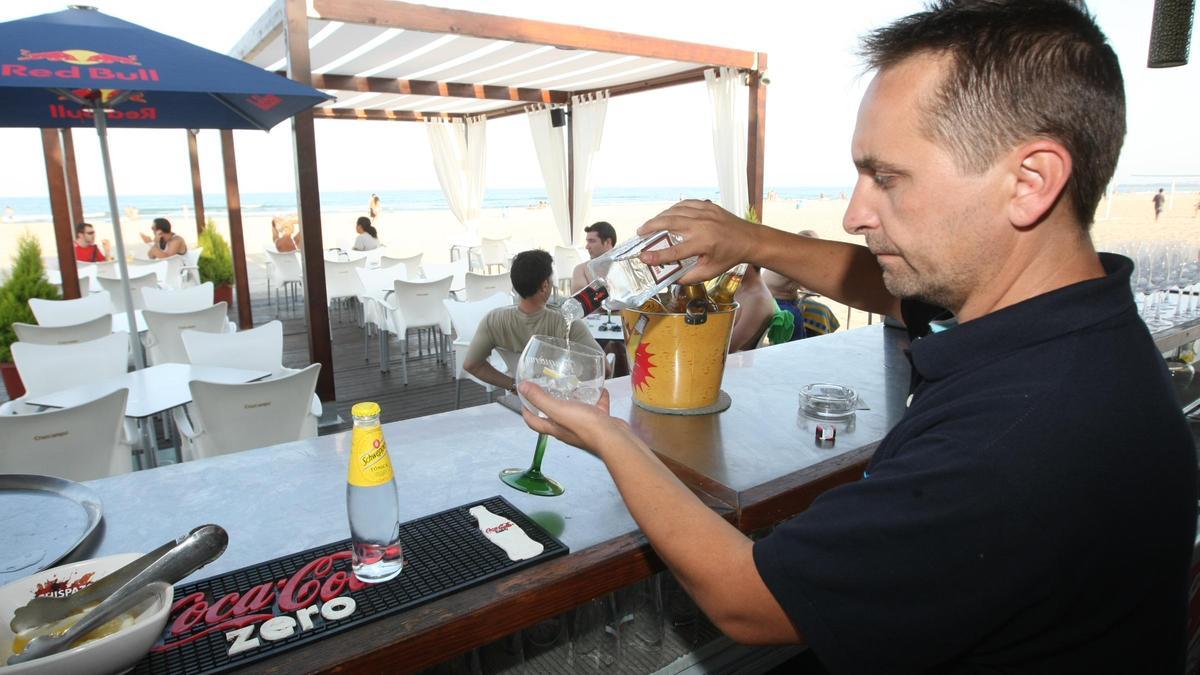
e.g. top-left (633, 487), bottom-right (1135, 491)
top-left (92, 102), bottom-right (145, 370)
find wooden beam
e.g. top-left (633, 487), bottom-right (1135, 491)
top-left (580, 66), bottom-right (709, 99)
top-left (40, 129), bottom-right (81, 300)
top-left (311, 107), bottom-right (466, 122)
top-left (286, 0), bottom-right (336, 403)
top-left (311, 0), bottom-right (757, 68)
top-left (60, 128), bottom-right (84, 227)
top-left (220, 130), bottom-right (253, 330)
top-left (229, 0), bottom-right (284, 62)
top-left (186, 130), bottom-right (206, 236)
top-left (747, 55), bottom-right (767, 221)
top-left (305, 73), bottom-right (568, 104)
top-left (566, 103), bottom-right (575, 244)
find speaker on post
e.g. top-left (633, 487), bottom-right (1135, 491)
top-left (550, 108), bottom-right (567, 128)
top-left (1148, 0), bottom-right (1195, 68)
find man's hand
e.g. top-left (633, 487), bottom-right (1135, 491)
top-left (636, 200), bottom-right (760, 284)
top-left (139, 232), bottom-right (152, 244)
top-left (101, 239), bottom-right (112, 256)
top-left (518, 383), bottom-right (626, 457)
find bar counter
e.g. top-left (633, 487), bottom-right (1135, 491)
top-left (74, 324), bottom-right (912, 673)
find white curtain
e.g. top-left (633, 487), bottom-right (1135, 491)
top-left (426, 116), bottom-right (487, 233)
top-left (705, 68), bottom-right (748, 217)
top-left (570, 91), bottom-right (609, 243)
top-left (527, 105), bottom-right (571, 245)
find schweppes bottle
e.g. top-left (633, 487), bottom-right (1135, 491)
top-left (347, 401), bottom-right (404, 583)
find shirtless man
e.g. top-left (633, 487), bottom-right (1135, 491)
top-left (142, 218), bottom-right (187, 259)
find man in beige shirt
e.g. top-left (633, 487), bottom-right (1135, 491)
top-left (465, 249), bottom-right (600, 392)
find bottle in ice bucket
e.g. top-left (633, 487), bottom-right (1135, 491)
top-left (708, 263), bottom-right (748, 305)
top-left (672, 283), bottom-right (718, 313)
top-left (347, 401), bottom-right (403, 583)
top-left (561, 230), bottom-right (699, 321)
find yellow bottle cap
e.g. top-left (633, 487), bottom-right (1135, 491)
top-left (351, 401), bottom-right (381, 418)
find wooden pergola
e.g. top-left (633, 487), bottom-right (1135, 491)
top-left (41, 0), bottom-right (768, 406)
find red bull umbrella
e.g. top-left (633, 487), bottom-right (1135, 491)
top-left (0, 6), bottom-right (331, 129)
top-left (0, 6), bottom-right (332, 370)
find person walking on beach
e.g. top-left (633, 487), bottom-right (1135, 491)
top-left (518, 2), bottom-right (1196, 673)
top-left (73, 222), bottom-right (110, 262)
top-left (1153, 188), bottom-right (1166, 221)
top-left (368, 194), bottom-right (382, 223)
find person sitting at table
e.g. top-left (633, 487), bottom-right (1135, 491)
top-left (73, 221), bottom-right (111, 262)
top-left (272, 214), bottom-right (300, 252)
top-left (464, 249), bottom-right (601, 393)
top-left (352, 216), bottom-right (380, 251)
top-left (570, 221), bottom-right (617, 293)
top-left (727, 265), bottom-right (784, 351)
top-left (139, 218), bottom-right (187, 259)
top-left (762, 230), bottom-right (839, 340)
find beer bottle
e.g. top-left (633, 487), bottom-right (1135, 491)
top-left (347, 401), bottom-right (404, 583)
top-left (708, 263), bottom-right (749, 305)
top-left (672, 283), bottom-right (718, 313)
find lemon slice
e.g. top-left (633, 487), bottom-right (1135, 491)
top-left (542, 366), bottom-right (563, 378)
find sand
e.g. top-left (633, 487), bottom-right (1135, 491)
top-left (9, 190), bottom-right (1200, 331)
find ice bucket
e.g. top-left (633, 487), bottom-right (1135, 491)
top-left (620, 302), bottom-right (736, 414)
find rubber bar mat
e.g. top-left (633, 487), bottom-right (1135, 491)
top-left (132, 495), bottom-right (568, 675)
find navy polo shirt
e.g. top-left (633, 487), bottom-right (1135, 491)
top-left (753, 254), bottom-right (1197, 674)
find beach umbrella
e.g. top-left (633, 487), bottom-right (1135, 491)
top-left (0, 5), bottom-right (332, 367)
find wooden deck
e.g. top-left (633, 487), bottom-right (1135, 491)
top-left (255, 287), bottom-right (493, 435)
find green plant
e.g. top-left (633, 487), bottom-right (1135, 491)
top-left (197, 221), bottom-right (235, 287)
top-left (0, 234), bottom-right (61, 362)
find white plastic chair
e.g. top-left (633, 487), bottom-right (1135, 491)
top-left (378, 276), bottom-right (454, 384)
top-left (181, 320), bottom-right (322, 433)
top-left (143, 303), bottom-right (230, 365)
top-left (325, 258), bottom-right (367, 323)
top-left (97, 273), bottom-right (159, 314)
top-left (478, 237), bottom-right (510, 273)
top-left (442, 294), bottom-right (518, 407)
top-left (141, 282), bottom-right (214, 314)
top-left (266, 249), bottom-right (304, 314)
top-left (464, 272), bottom-right (513, 302)
top-left (422, 259), bottom-right (469, 296)
top-left (173, 364), bottom-right (320, 461)
top-left (180, 247), bottom-right (203, 287)
top-left (0, 388), bottom-right (132, 481)
top-left (30, 290), bottom-right (114, 326)
top-left (355, 266), bottom-right (410, 354)
top-left (2, 332), bottom-right (129, 416)
top-left (13, 314), bottom-right (111, 346)
top-left (379, 253), bottom-right (423, 280)
top-left (553, 245), bottom-right (584, 292)
top-left (128, 259), bottom-right (172, 286)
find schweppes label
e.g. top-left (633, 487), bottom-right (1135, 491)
top-left (348, 427), bottom-right (394, 487)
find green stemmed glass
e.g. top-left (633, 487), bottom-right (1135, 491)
top-left (501, 335), bottom-right (605, 497)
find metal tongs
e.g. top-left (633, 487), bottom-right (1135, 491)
top-left (7, 524), bottom-right (228, 666)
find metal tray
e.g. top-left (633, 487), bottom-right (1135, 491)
top-left (0, 474), bottom-right (103, 586)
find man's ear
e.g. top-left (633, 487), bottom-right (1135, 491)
top-left (1008, 139), bottom-right (1072, 228)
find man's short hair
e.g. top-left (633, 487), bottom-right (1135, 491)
top-left (510, 249), bottom-right (554, 299)
top-left (152, 217), bottom-right (172, 234)
top-left (860, 0), bottom-right (1124, 229)
top-left (74, 222), bottom-right (92, 236)
top-left (584, 221), bottom-right (617, 246)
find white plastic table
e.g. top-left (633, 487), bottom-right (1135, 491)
top-left (27, 363), bottom-right (270, 469)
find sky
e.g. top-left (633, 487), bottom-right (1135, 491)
top-left (0, 0), bottom-right (1196, 200)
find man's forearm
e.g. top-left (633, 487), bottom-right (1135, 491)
top-left (597, 425), bottom-right (801, 644)
top-left (463, 360), bottom-right (514, 391)
top-left (751, 227), bottom-right (901, 319)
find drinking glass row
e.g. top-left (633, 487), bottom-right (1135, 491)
top-left (1103, 241), bottom-right (1200, 331)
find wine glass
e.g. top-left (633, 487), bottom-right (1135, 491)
top-left (500, 335), bottom-right (605, 496)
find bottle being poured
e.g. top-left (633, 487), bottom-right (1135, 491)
top-left (560, 230), bottom-right (699, 322)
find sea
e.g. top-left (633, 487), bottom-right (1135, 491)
top-left (0, 182), bottom-right (1194, 224)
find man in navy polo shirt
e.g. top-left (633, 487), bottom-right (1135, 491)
top-left (518, 1), bottom-right (1197, 672)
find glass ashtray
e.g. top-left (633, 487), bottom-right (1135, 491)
top-left (799, 383), bottom-right (858, 419)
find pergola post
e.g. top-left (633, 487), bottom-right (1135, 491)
top-left (40, 129), bottom-right (81, 300)
top-left (187, 129), bottom-right (206, 235)
top-left (747, 54), bottom-right (767, 220)
top-left (566, 103), bottom-right (575, 244)
top-left (284, 0), bottom-right (336, 403)
top-left (220, 129), bottom-right (254, 330)
top-left (60, 128), bottom-right (84, 227)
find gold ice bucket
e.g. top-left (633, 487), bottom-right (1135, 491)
top-left (620, 302), bottom-right (736, 414)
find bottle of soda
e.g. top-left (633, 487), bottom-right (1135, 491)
top-left (672, 283), bottom-right (718, 313)
top-left (346, 401), bottom-right (404, 583)
top-left (561, 230), bottom-right (699, 322)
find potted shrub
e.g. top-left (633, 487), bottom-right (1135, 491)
top-left (197, 221), bottom-right (235, 306)
top-left (0, 234), bottom-right (61, 398)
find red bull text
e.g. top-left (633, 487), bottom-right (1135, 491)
top-left (6, 49), bottom-right (157, 82)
